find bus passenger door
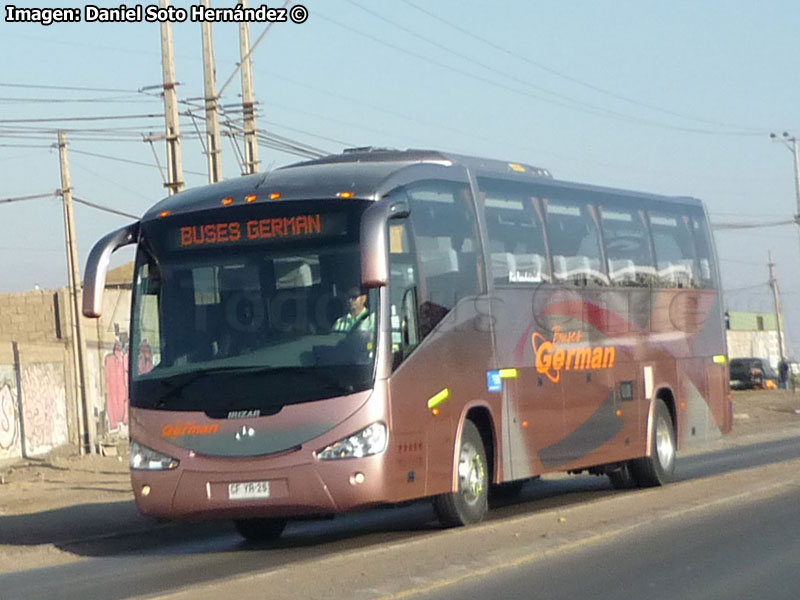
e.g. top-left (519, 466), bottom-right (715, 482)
top-left (491, 286), bottom-right (565, 478)
top-left (384, 179), bottom-right (495, 498)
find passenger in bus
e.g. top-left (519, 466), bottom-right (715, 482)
top-left (333, 286), bottom-right (374, 333)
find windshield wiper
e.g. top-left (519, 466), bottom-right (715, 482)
top-left (148, 365), bottom-right (274, 407)
top-left (142, 365), bottom-right (359, 409)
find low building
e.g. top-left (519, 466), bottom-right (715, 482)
top-left (725, 311), bottom-right (785, 369)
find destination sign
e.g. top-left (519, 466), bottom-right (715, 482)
top-left (174, 212), bottom-right (347, 249)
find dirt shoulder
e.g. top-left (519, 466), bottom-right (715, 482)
top-left (0, 444), bottom-right (132, 518)
top-left (729, 389), bottom-right (800, 437)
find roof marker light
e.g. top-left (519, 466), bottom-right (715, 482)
top-left (245, 194), bottom-right (257, 203)
top-left (221, 197), bottom-right (234, 206)
top-left (337, 191), bottom-right (354, 199)
top-left (158, 210), bottom-right (171, 218)
top-left (269, 192), bottom-right (281, 200)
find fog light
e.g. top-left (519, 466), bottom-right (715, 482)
top-left (350, 472), bottom-right (366, 485)
top-left (141, 485), bottom-right (151, 496)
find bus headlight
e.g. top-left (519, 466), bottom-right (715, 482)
top-left (130, 441), bottom-right (180, 471)
top-left (316, 422), bottom-right (387, 460)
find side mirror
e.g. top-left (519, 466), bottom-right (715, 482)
top-left (360, 198), bottom-right (409, 288)
top-left (83, 222), bottom-right (139, 318)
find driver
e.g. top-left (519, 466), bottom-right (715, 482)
top-left (333, 286), bottom-right (374, 333)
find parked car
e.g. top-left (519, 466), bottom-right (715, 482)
top-left (729, 357), bottom-right (779, 390)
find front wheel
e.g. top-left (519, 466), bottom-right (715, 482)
top-left (233, 518), bottom-right (287, 542)
top-left (630, 399), bottom-right (676, 487)
top-left (434, 420), bottom-right (489, 527)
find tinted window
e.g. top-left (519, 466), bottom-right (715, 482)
top-left (648, 211), bottom-right (700, 288)
top-left (545, 198), bottom-right (608, 286)
top-left (478, 177), bottom-right (549, 285)
top-left (691, 212), bottom-right (717, 289)
top-left (600, 205), bottom-right (654, 287)
top-left (404, 180), bottom-right (482, 335)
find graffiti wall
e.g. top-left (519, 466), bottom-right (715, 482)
top-left (104, 335), bottom-right (129, 433)
top-left (0, 365), bottom-right (21, 462)
top-left (20, 362), bottom-right (68, 457)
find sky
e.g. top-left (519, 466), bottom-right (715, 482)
top-left (1, 1), bottom-right (800, 352)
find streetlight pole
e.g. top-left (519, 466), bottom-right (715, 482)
top-left (770, 132), bottom-right (800, 371)
top-left (770, 132), bottom-right (800, 227)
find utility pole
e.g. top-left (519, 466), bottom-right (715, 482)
top-left (58, 131), bottom-right (95, 455)
top-left (160, 0), bottom-right (184, 194)
top-left (768, 251), bottom-right (786, 362)
top-left (200, 0), bottom-right (223, 183)
top-left (239, 0), bottom-right (260, 175)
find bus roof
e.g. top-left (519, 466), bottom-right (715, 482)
top-left (142, 147), bottom-right (702, 221)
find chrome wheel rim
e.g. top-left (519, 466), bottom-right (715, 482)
top-left (655, 415), bottom-right (675, 470)
top-left (457, 441), bottom-right (485, 506)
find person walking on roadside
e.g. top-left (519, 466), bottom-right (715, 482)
top-left (778, 358), bottom-right (789, 390)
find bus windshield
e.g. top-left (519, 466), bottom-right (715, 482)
top-left (130, 239), bottom-right (378, 413)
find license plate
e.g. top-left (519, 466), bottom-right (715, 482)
top-left (228, 480), bottom-right (270, 500)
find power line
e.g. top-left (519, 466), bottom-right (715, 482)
top-left (316, 10), bottom-right (760, 137)
top-left (0, 95), bottom-right (156, 105)
top-left (346, 0), bottom-right (651, 129)
top-left (217, 0), bottom-right (293, 97)
top-left (0, 82), bottom-right (139, 93)
top-left (70, 147), bottom-right (206, 177)
top-left (255, 67), bottom-right (554, 155)
top-left (189, 107), bottom-right (331, 159)
top-left (0, 192), bottom-right (56, 205)
top-left (1, 191), bottom-right (141, 219)
top-left (724, 283), bottom-right (769, 293)
top-left (0, 113), bottom-right (164, 124)
top-left (399, 0), bottom-right (766, 134)
top-left (72, 195), bottom-right (139, 219)
top-left (0, 143), bottom-right (52, 148)
top-left (712, 219), bottom-right (795, 230)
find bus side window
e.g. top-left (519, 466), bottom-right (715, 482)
top-left (690, 212), bottom-right (717, 289)
top-left (600, 205), bottom-right (655, 287)
top-left (477, 177), bottom-right (549, 286)
top-left (405, 180), bottom-right (481, 337)
top-left (545, 198), bottom-right (608, 286)
top-left (648, 210), bottom-right (700, 288)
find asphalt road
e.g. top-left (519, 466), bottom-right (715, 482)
top-left (424, 486), bottom-right (800, 600)
top-left (1, 433), bottom-right (799, 600)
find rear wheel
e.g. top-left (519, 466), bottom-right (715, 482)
top-left (233, 518), bottom-right (287, 542)
top-left (630, 399), bottom-right (676, 487)
top-left (434, 421), bottom-right (489, 527)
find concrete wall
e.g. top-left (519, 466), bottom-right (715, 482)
top-left (0, 341), bottom-right (73, 465)
top-left (0, 283), bottom-right (132, 461)
top-left (0, 344), bottom-right (21, 464)
top-left (0, 289), bottom-right (64, 342)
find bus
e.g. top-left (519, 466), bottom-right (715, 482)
top-left (83, 148), bottom-right (731, 540)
